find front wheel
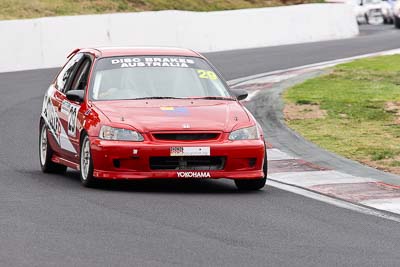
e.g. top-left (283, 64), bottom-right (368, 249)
top-left (80, 134), bottom-right (97, 187)
top-left (39, 122), bottom-right (67, 173)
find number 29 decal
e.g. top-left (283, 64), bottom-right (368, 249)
top-left (197, 70), bottom-right (217, 80)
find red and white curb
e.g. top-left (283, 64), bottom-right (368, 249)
top-left (229, 48), bottom-right (400, 216)
top-left (267, 148), bottom-right (400, 215)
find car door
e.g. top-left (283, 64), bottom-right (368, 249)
top-left (57, 54), bottom-right (93, 161)
top-left (61, 56), bottom-right (93, 159)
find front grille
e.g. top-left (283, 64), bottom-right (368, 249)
top-left (152, 133), bottom-right (219, 141)
top-left (149, 156), bottom-right (225, 170)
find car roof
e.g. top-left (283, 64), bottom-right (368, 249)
top-left (76, 46), bottom-right (202, 58)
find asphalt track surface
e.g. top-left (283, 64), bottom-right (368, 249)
top-left (1, 25), bottom-right (400, 266)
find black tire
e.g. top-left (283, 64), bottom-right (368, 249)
top-left (79, 134), bottom-right (97, 187)
top-left (235, 152), bottom-right (267, 191)
top-left (39, 122), bottom-right (67, 173)
top-left (385, 17), bottom-right (394, 24)
top-left (395, 16), bottom-right (400, 28)
top-left (235, 178), bottom-right (267, 191)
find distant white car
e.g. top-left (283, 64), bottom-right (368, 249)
top-left (381, 0), bottom-right (396, 23)
top-left (393, 0), bottom-right (400, 27)
top-left (352, 0), bottom-right (384, 24)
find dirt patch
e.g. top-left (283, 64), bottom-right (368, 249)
top-left (385, 101), bottom-right (400, 124)
top-left (284, 103), bottom-right (327, 120)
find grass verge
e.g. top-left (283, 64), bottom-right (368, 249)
top-left (0, 0), bottom-right (323, 20)
top-left (284, 55), bottom-right (400, 174)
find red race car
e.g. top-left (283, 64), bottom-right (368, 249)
top-left (39, 47), bottom-right (267, 190)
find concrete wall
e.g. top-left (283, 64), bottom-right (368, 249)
top-left (0, 3), bottom-right (358, 72)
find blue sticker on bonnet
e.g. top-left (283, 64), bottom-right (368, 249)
top-left (161, 107), bottom-right (189, 116)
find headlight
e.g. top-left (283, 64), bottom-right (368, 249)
top-left (229, 126), bottom-right (260, 140)
top-left (99, 126), bottom-right (144, 141)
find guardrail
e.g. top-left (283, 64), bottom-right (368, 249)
top-left (0, 3), bottom-right (358, 72)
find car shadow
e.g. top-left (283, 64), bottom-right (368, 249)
top-left (59, 169), bottom-right (266, 195)
top-left (26, 168), bottom-right (266, 194)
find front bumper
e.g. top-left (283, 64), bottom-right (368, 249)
top-left (90, 138), bottom-right (266, 180)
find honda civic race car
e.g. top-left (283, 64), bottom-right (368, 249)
top-left (39, 47), bottom-right (267, 190)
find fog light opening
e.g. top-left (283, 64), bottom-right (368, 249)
top-left (113, 159), bottom-right (121, 168)
top-left (249, 158), bottom-right (256, 167)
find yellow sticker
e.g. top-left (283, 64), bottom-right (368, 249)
top-left (197, 70), bottom-right (217, 80)
top-left (160, 106), bottom-right (174, 111)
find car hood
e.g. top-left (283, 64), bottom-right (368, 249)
top-left (92, 99), bottom-right (251, 132)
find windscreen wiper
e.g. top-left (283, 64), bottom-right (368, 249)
top-left (188, 96), bottom-right (235, 101)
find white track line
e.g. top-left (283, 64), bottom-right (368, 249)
top-left (268, 180), bottom-right (400, 223)
top-left (360, 198), bottom-right (400, 214)
top-left (269, 170), bottom-right (377, 187)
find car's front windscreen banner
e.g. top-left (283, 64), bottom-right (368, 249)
top-left (96, 56), bottom-right (207, 70)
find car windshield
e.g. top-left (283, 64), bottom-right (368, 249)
top-left (90, 56), bottom-right (232, 100)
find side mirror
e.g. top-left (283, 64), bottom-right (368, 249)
top-left (66, 90), bottom-right (85, 103)
top-left (231, 89), bottom-right (248, 101)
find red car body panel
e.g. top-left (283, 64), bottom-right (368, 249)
top-left (92, 99), bottom-right (251, 133)
top-left (41, 47), bottom-right (266, 180)
top-left (89, 138), bottom-right (265, 180)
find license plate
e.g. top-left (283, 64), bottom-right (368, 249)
top-left (170, 147), bottom-right (210, 156)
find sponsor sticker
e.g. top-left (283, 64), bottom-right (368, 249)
top-left (177, 172), bottom-right (211, 178)
top-left (41, 94), bottom-right (77, 153)
top-left (170, 147), bottom-right (210, 156)
top-left (111, 57), bottom-right (195, 68)
top-left (160, 106), bottom-right (175, 111)
top-left (61, 100), bottom-right (71, 115)
top-left (42, 96), bottom-right (61, 143)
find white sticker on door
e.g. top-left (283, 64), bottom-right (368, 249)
top-left (67, 104), bottom-right (80, 137)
